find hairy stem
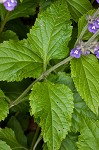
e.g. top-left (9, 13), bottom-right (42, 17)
top-left (85, 29), bottom-right (99, 46)
top-left (0, 12), bottom-right (10, 33)
top-left (75, 24), bottom-right (88, 46)
top-left (30, 126), bottom-right (40, 150)
top-left (9, 56), bottom-right (72, 108)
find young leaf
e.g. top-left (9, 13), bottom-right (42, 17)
top-left (60, 133), bottom-right (78, 150)
top-left (30, 81), bottom-right (74, 150)
top-left (0, 128), bottom-right (24, 149)
top-left (71, 55), bottom-right (99, 115)
top-left (66, 0), bottom-right (92, 22)
top-left (28, 0), bottom-right (72, 70)
top-left (0, 90), bottom-right (9, 121)
top-left (0, 140), bottom-right (11, 150)
top-left (77, 116), bottom-right (99, 150)
top-left (0, 40), bottom-right (43, 81)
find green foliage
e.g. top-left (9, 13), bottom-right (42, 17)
top-left (78, 9), bottom-right (95, 40)
top-left (0, 30), bottom-right (18, 43)
top-left (0, 0), bottom-right (99, 149)
top-left (71, 55), bottom-right (99, 115)
top-left (77, 116), bottom-right (99, 150)
top-left (0, 90), bottom-right (9, 121)
top-left (0, 40), bottom-right (43, 81)
top-left (30, 81), bottom-right (74, 150)
top-left (0, 0), bottom-right (39, 21)
top-left (60, 133), bottom-right (78, 150)
top-left (7, 116), bottom-right (27, 147)
top-left (47, 72), bottom-right (75, 92)
top-left (0, 128), bottom-right (25, 149)
top-left (66, 0), bottom-right (92, 22)
top-left (0, 140), bottom-right (11, 150)
top-left (71, 92), bottom-right (97, 132)
top-left (0, 0), bottom-right (72, 81)
top-left (27, 0), bottom-right (72, 71)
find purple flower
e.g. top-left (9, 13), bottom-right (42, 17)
top-left (94, 18), bottom-right (99, 28)
top-left (70, 47), bottom-right (82, 58)
top-left (96, 0), bottom-right (99, 3)
top-left (94, 50), bottom-right (99, 58)
top-left (3, 0), bottom-right (17, 11)
top-left (94, 45), bottom-right (99, 58)
top-left (82, 50), bottom-right (90, 55)
top-left (88, 23), bottom-right (98, 33)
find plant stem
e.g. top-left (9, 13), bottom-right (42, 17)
top-left (0, 12), bottom-right (10, 33)
top-left (92, 8), bottom-right (99, 19)
top-left (30, 126), bottom-right (40, 150)
top-left (85, 29), bottom-right (99, 46)
top-left (32, 135), bottom-right (42, 150)
top-left (9, 56), bottom-right (72, 108)
top-left (75, 24), bottom-right (88, 46)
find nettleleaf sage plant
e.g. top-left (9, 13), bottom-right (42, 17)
top-left (0, 0), bottom-right (99, 150)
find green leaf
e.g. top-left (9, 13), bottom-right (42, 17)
top-left (77, 116), bottom-right (99, 150)
top-left (28, 0), bottom-right (72, 70)
top-left (0, 40), bottom-right (43, 81)
top-left (60, 133), bottom-right (78, 150)
top-left (71, 55), bottom-right (99, 115)
top-left (66, 0), bottom-right (92, 22)
top-left (7, 116), bottom-right (27, 147)
top-left (0, 30), bottom-right (18, 43)
top-left (0, 140), bottom-right (11, 150)
top-left (0, 127), bottom-right (24, 149)
top-left (30, 81), bottom-right (74, 150)
top-left (71, 92), bottom-right (97, 132)
top-left (0, 90), bottom-right (9, 121)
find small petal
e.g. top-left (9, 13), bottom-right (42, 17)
top-left (3, 0), bottom-right (17, 11)
top-left (88, 23), bottom-right (98, 33)
top-left (94, 50), bottom-right (99, 58)
top-left (94, 45), bottom-right (99, 58)
top-left (94, 44), bottom-right (99, 52)
top-left (94, 18), bottom-right (99, 28)
top-left (96, 0), bottom-right (99, 3)
top-left (82, 50), bottom-right (90, 55)
top-left (70, 48), bottom-right (82, 58)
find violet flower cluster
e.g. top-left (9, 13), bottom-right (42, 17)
top-left (88, 17), bottom-right (99, 33)
top-left (70, 9), bottom-right (99, 59)
top-left (0, 0), bottom-right (17, 11)
top-left (70, 41), bottom-right (99, 59)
